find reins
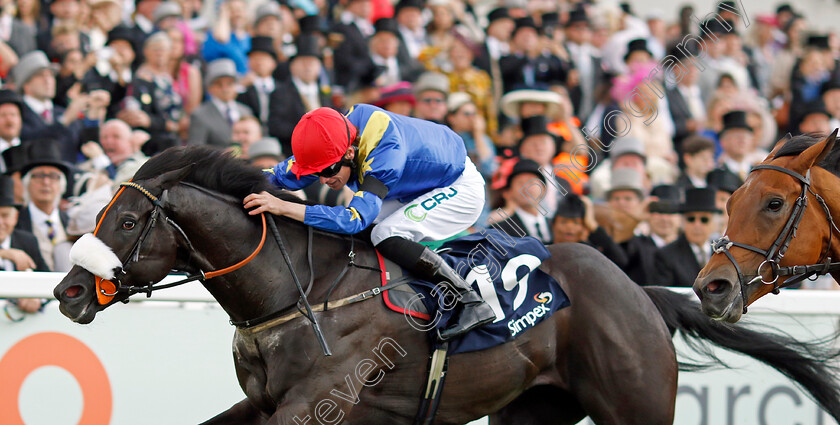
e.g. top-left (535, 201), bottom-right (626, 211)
top-left (711, 165), bottom-right (840, 313)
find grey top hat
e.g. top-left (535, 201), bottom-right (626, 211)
top-left (255, 2), bottom-right (282, 25)
top-left (606, 167), bottom-right (646, 198)
top-left (413, 72), bottom-right (450, 96)
top-left (153, 1), bottom-right (182, 24)
top-left (205, 58), bottom-right (238, 86)
top-left (249, 137), bottom-right (282, 161)
top-left (610, 136), bottom-right (646, 162)
top-left (11, 51), bottom-right (55, 92)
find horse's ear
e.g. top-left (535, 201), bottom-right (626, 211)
top-left (149, 164), bottom-right (195, 191)
top-left (790, 129), bottom-right (838, 173)
top-left (763, 133), bottom-right (792, 162)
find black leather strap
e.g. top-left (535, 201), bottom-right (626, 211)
top-left (360, 176), bottom-right (390, 199)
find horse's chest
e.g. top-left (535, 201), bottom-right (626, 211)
top-left (232, 331), bottom-right (279, 412)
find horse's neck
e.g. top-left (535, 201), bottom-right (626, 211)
top-left (813, 169), bottom-right (840, 262)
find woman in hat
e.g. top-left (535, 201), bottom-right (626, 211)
top-left (166, 26), bottom-right (202, 118)
top-left (245, 105), bottom-right (496, 341)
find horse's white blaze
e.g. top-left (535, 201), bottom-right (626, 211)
top-left (69, 233), bottom-right (123, 280)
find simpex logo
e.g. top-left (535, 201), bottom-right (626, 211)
top-left (403, 188), bottom-right (458, 222)
top-left (508, 291), bottom-right (553, 337)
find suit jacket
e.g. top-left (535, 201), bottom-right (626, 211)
top-left (187, 101), bottom-right (253, 148)
top-left (7, 20), bottom-right (36, 56)
top-left (8, 229), bottom-right (50, 272)
top-left (665, 86), bottom-right (695, 154)
top-left (332, 21), bottom-right (370, 90)
top-left (620, 235), bottom-right (660, 285)
top-left (499, 53), bottom-right (571, 94)
top-left (652, 234), bottom-right (707, 287)
top-left (20, 103), bottom-right (83, 163)
top-left (492, 212), bottom-right (553, 244)
top-left (393, 35), bottom-right (424, 83)
top-left (267, 80), bottom-right (332, 157)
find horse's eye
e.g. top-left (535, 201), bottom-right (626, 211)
top-left (767, 199), bottom-right (784, 212)
top-left (122, 220), bottom-right (136, 230)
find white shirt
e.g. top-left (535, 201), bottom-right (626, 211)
top-left (0, 235), bottom-right (13, 271)
top-left (514, 208), bottom-right (552, 244)
top-left (211, 97), bottom-right (241, 125)
top-left (567, 41), bottom-right (596, 118)
top-left (690, 241), bottom-right (711, 267)
top-left (650, 233), bottom-right (669, 248)
top-left (292, 77), bottom-right (320, 111)
top-left (371, 53), bottom-right (400, 87)
top-left (688, 174), bottom-right (707, 188)
top-left (253, 77), bottom-right (275, 122)
top-left (135, 14), bottom-right (154, 34)
top-left (720, 156), bottom-right (753, 181)
top-left (23, 95), bottom-right (55, 124)
top-left (0, 14), bottom-right (12, 41)
top-left (398, 24), bottom-right (426, 59)
top-left (485, 36), bottom-right (508, 61)
top-left (677, 84), bottom-right (706, 124)
top-left (341, 11), bottom-right (374, 38)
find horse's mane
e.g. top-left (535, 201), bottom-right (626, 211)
top-left (773, 132), bottom-right (840, 178)
top-left (132, 146), bottom-right (309, 204)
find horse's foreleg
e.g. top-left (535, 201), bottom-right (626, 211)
top-left (200, 398), bottom-right (268, 425)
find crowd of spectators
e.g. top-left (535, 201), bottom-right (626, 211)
top-left (2, 0), bottom-right (840, 319)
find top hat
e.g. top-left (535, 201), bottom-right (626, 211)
top-left (249, 36), bottom-right (277, 59)
top-left (606, 167), bottom-right (646, 199)
top-left (395, 0), bottom-right (425, 15)
top-left (649, 184), bottom-right (682, 214)
top-left (541, 12), bottom-right (560, 34)
top-left (487, 7), bottom-right (511, 23)
top-left (107, 26), bottom-right (137, 45)
top-left (681, 187), bottom-right (722, 213)
top-left (701, 19), bottom-right (730, 37)
top-left (255, 1), bottom-right (283, 25)
top-left (299, 15), bottom-right (329, 35)
top-left (249, 137), bottom-right (283, 161)
top-left (2, 145), bottom-right (27, 175)
top-left (821, 78), bottom-right (840, 96)
top-left (776, 3), bottom-right (793, 14)
top-left (624, 38), bottom-right (652, 62)
top-left (205, 58), bottom-right (238, 86)
top-left (610, 136), bottom-right (647, 162)
top-left (413, 71), bottom-right (449, 95)
top-left (800, 100), bottom-right (831, 121)
top-left (153, 1), bottom-right (182, 24)
top-left (20, 139), bottom-right (71, 179)
top-left (499, 87), bottom-right (562, 119)
top-left (566, 8), bottom-right (588, 27)
top-left (293, 34), bottom-right (322, 60)
top-left (806, 35), bottom-right (830, 50)
top-left (0, 174), bottom-right (20, 208)
top-left (554, 193), bottom-right (586, 219)
top-left (706, 168), bottom-right (743, 194)
top-left (514, 17), bottom-right (538, 34)
top-left (720, 110), bottom-right (752, 136)
top-left (518, 115), bottom-right (552, 145)
top-left (374, 18), bottom-right (399, 36)
top-left (11, 51), bottom-right (55, 91)
top-left (502, 158), bottom-right (545, 190)
top-left (0, 89), bottom-right (23, 113)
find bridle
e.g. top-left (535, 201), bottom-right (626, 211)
top-left (710, 164), bottom-right (840, 314)
top-left (92, 181), bottom-right (266, 305)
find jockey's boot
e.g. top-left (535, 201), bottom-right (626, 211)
top-left (415, 247), bottom-right (497, 341)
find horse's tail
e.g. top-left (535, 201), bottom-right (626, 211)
top-left (643, 286), bottom-right (840, 421)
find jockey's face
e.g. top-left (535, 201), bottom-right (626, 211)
top-left (318, 147), bottom-right (355, 190)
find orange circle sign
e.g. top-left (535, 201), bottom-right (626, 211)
top-left (0, 332), bottom-right (112, 425)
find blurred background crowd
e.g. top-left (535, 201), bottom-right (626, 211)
top-left (2, 0), bottom-right (840, 317)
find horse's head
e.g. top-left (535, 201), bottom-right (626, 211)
top-left (694, 130), bottom-right (838, 323)
top-left (54, 166), bottom-right (193, 323)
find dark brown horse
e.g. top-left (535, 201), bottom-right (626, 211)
top-left (695, 131), bottom-right (840, 323)
top-left (54, 147), bottom-right (840, 424)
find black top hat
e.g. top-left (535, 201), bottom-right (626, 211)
top-left (681, 188), bottom-right (722, 213)
top-left (566, 8), bottom-right (588, 26)
top-left (503, 158), bottom-right (545, 190)
top-left (0, 89), bottom-right (23, 112)
top-left (541, 12), bottom-right (560, 33)
top-left (619, 2), bottom-right (633, 15)
top-left (800, 100), bottom-right (831, 120)
top-left (701, 19), bottom-right (729, 37)
top-left (299, 15), bottom-right (329, 35)
top-left (394, 0), bottom-right (424, 15)
top-left (0, 174), bottom-right (20, 208)
top-left (821, 78), bottom-right (840, 96)
top-left (519, 115), bottom-right (552, 143)
top-left (649, 185), bottom-right (682, 214)
top-left (776, 4), bottom-right (793, 14)
top-left (487, 7), bottom-right (511, 23)
top-left (107, 26), bottom-right (137, 45)
top-left (249, 36), bottom-right (277, 60)
top-left (374, 17), bottom-right (399, 35)
top-left (554, 193), bottom-right (586, 219)
top-left (624, 38), bottom-right (652, 62)
top-left (292, 34), bottom-right (322, 60)
top-left (514, 17), bottom-right (538, 34)
top-left (806, 35), bottom-right (830, 50)
top-left (720, 110), bottom-right (752, 136)
top-left (20, 139), bottom-right (71, 179)
top-left (2, 145), bottom-right (26, 175)
top-left (351, 61), bottom-right (387, 92)
top-left (706, 168), bottom-right (743, 194)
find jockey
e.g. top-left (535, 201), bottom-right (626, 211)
top-left (244, 105), bottom-right (496, 340)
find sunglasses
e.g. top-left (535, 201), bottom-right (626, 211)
top-left (420, 97), bottom-right (445, 104)
top-left (686, 216), bottom-right (711, 224)
top-left (314, 161), bottom-right (343, 178)
top-left (30, 172), bottom-right (62, 181)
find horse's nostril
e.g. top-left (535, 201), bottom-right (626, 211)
top-left (64, 285), bottom-right (83, 298)
top-left (706, 280), bottom-right (729, 294)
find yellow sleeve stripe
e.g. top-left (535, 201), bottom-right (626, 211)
top-left (357, 110), bottom-right (391, 183)
top-left (349, 207), bottom-right (361, 221)
top-left (285, 159), bottom-right (295, 173)
top-left (263, 168), bottom-right (275, 175)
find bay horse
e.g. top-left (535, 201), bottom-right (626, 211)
top-left (695, 131), bottom-right (840, 323)
top-left (54, 146), bottom-right (840, 424)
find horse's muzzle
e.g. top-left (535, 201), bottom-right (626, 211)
top-left (694, 271), bottom-right (744, 323)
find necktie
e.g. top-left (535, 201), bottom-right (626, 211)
top-left (45, 219), bottom-right (56, 244)
top-left (41, 108), bottom-right (52, 124)
top-left (225, 106), bottom-right (234, 127)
